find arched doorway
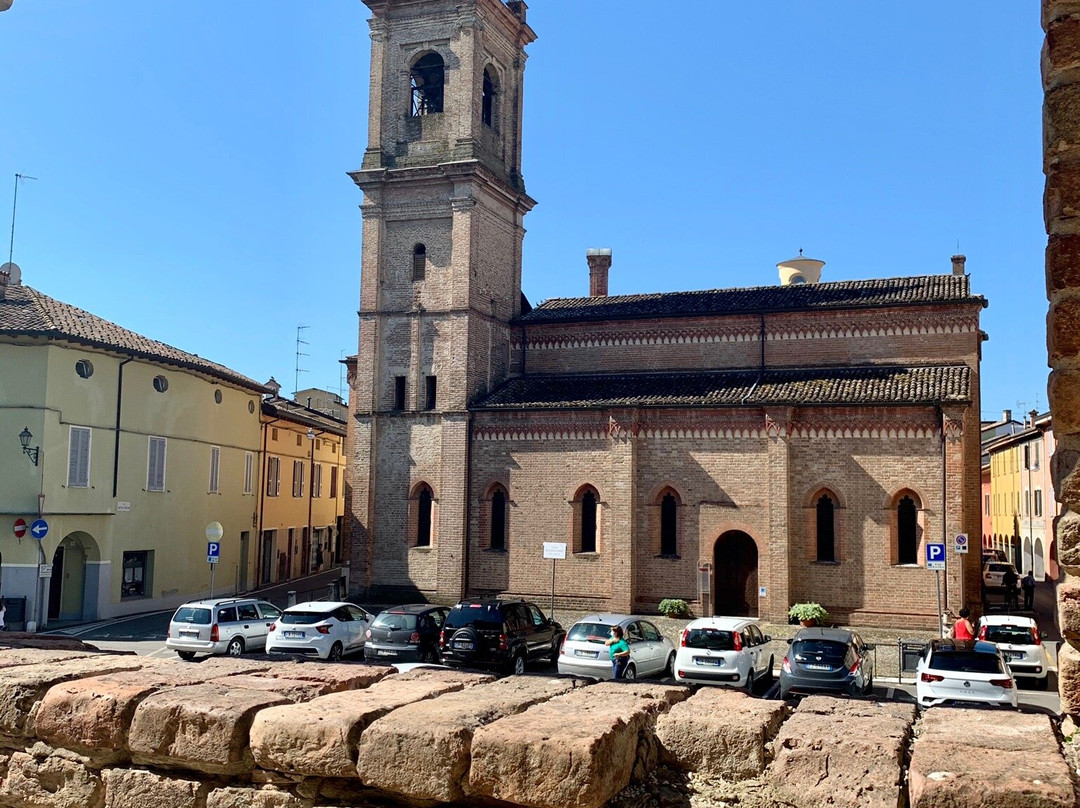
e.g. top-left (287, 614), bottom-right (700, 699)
top-left (714, 531), bottom-right (758, 617)
top-left (47, 532), bottom-right (100, 623)
top-left (1034, 538), bottom-right (1046, 580)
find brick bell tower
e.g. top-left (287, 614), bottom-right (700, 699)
top-left (346, 0), bottom-right (536, 601)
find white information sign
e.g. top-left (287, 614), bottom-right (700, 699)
top-left (542, 542), bottom-right (567, 560)
top-left (954, 533), bottom-right (969, 554)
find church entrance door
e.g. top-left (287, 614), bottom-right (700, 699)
top-left (713, 531), bottom-right (758, 617)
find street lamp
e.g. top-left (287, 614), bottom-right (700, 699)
top-left (18, 427), bottom-right (39, 466)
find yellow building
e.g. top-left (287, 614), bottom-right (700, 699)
top-left (254, 385), bottom-right (347, 593)
top-left (0, 269), bottom-right (265, 628)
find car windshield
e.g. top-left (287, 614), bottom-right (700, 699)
top-left (792, 640), bottom-right (848, 662)
top-left (568, 622), bottom-right (615, 643)
top-left (684, 628), bottom-right (736, 651)
top-left (281, 610), bottom-right (332, 625)
top-left (988, 564), bottom-right (1014, 574)
top-left (984, 625), bottom-right (1036, 644)
top-left (372, 612), bottom-right (418, 631)
top-left (930, 650), bottom-right (1004, 674)
top-left (444, 604), bottom-right (503, 632)
top-left (173, 606), bottom-right (211, 625)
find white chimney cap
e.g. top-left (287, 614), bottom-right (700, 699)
top-left (586, 248), bottom-right (612, 257)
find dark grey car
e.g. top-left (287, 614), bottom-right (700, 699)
top-left (779, 627), bottom-right (874, 699)
top-left (363, 604), bottom-right (449, 664)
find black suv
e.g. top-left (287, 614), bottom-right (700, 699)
top-left (439, 598), bottom-right (565, 674)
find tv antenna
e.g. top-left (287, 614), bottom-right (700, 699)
top-left (294, 325), bottom-right (309, 399)
top-left (9, 173), bottom-right (37, 266)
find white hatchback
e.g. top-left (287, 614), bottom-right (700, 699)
top-left (915, 639), bottom-right (1017, 708)
top-left (266, 601), bottom-right (373, 661)
top-left (672, 616), bottom-right (774, 690)
top-left (977, 615), bottom-right (1052, 688)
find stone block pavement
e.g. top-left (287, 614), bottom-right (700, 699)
top-left (0, 636), bottom-right (1075, 808)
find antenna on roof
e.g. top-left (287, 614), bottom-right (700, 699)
top-left (294, 324), bottom-right (309, 398)
top-left (8, 173), bottom-right (37, 266)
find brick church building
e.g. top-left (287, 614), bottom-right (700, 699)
top-left (343, 0), bottom-right (986, 628)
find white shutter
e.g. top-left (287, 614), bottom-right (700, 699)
top-left (67, 427), bottom-right (91, 488)
top-left (147, 437), bottom-right (167, 492)
top-left (244, 452), bottom-right (254, 495)
top-left (209, 446), bottom-right (221, 493)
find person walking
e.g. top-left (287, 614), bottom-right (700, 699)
top-left (1002, 566), bottom-right (1019, 610)
top-left (1022, 571), bottom-right (1036, 611)
top-left (949, 607), bottom-right (975, 640)
top-left (606, 625), bottom-right (631, 680)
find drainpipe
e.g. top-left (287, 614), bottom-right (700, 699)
top-left (112, 358), bottom-right (133, 498)
top-left (739, 313), bottom-right (767, 404)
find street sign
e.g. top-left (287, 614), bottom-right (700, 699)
top-left (29, 519), bottom-right (48, 541)
top-left (207, 541), bottom-right (221, 565)
top-left (542, 542), bottom-right (567, 560)
top-left (926, 542), bottom-right (946, 570)
top-left (13, 518), bottom-right (26, 538)
top-left (954, 533), bottom-right (969, 554)
top-left (38, 564), bottom-right (53, 578)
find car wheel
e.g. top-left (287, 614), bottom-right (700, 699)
top-left (328, 642), bottom-right (344, 662)
top-left (421, 647), bottom-right (440, 664)
top-left (512, 653), bottom-right (526, 676)
top-left (745, 670), bottom-right (755, 694)
top-left (177, 651), bottom-right (196, 661)
top-left (665, 652), bottom-right (676, 678)
top-left (226, 637), bottom-right (244, 657)
top-left (549, 639), bottom-right (561, 665)
top-left (620, 662), bottom-right (636, 681)
top-left (764, 656), bottom-right (775, 684)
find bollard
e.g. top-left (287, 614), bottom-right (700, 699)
top-left (287, 590), bottom-right (297, 607)
top-left (328, 584), bottom-right (336, 601)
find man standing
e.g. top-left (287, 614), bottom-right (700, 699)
top-left (1022, 571), bottom-right (1037, 611)
top-left (1002, 566), bottom-right (1019, 610)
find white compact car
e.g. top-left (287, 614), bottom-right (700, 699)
top-left (915, 639), bottom-right (1017, 708)
top-left (977, 615), bottom-right (1051, 688)
top-left (672, 616), bottom-right (774, 690)
top-left (266, 601), bottom-right (373, 661)
top-left (557, 614), bottom-right (675, 680)
top-left (982, 562), bottom-right (1018, 590)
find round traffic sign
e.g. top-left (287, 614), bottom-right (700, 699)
top-left (13, 518), bottom-right (26, 538)
top-left (29, 519), bottom-right (48, 541)
top-left (205, 521), bottom-right (224, 542)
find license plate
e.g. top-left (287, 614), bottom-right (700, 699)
top-left (179, 630), bottom-right (198, 638)
top-left (694, 657), bottom-right (720, 666)
top-left (1005, 652), bottom-right (1022, 662)
top-left (453, 641), bottom-right (474, 650)
top-left (804, 663), bottom-right (831, 671)
top-left (376, 649), bottom-right (396, 656)
top-left (575, 650), bottom-right (599, 658)
top-left (283, 631), bottom-right (304, 639)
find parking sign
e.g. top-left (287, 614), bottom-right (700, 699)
top-left (207, 541), bottom-right (221, 565)
top-left (926, 543), bottom-right (946, 570)
top-left (954, 533), bottom-right (969, 554)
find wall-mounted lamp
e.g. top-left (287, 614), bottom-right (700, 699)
top-left (306, 428), bottom-right (316, 440)
top-left (19, 427), bottom-right (39, 466)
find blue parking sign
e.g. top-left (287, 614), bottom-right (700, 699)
top-left (207, 541), bottom-right (221, 565)
top-left (926, 543), bottom-right (946, 570)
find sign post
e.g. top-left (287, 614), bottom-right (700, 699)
top-left (926, 542), bottom-right (946, 637)
top-left (206, 522), bottom-right (223, 599)
top-left (543, 542), bottom-right (567, 619)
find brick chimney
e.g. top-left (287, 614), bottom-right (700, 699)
top-left (951, 254), bottom-right (966, 276)
top-left (1003, 408), bottom-right (1012, 423)
top-left (587, 248), bottom-right (612, 297)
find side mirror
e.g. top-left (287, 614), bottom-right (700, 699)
top-left (786, 638), bottom-right (793, 645)
top-left (864, 643), bottom-right (876, 651)
top-left (764, 635), bottom-right (772, 643)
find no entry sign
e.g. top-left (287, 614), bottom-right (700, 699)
top-left (13, 518), bottom-right (27, 538)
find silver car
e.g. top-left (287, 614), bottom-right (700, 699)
top-left (165, 597), bottom-right (282, 660)
top-left (557, 614), bottom-right (675, 680)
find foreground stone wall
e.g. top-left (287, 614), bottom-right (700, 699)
top-left (0, 639), bottom-right (1075, 808)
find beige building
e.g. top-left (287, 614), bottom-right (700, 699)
top-left (0, 267), bottom-right (265, 628)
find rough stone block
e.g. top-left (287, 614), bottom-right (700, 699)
top-left (1046, 164), bottom-right (1080, 231)
top-left (1047, 17), bottom-right (1080, 76)
top-left (655, 687), bottom-right (785, 780)
top-left (767, 696), bottom-right (915, 808)
top-left (102, 768), bottom-right (204, 808)
top-left (129, 683), bottom-right (292, 775)
top-left (1057, 641), bottom-right (1080, 714)
top-left (0, 657), bottom-right (146, 743)
top-left (205, 787), bottom-right (311, 808)
top-left (1053, 454), bottom-right (1080, 513)
top-left (203, 674), bottom-right (337, 702)
top-left (909, 709), bottom-right (1075, 807)
top-left (250, 668), bottom-right (493, 778)
top-left (467, 680), bottom-right (689, 808)
top-left (1049, 372), bottom-right (1080, 436)
top-left (1046, 83), bottom-right (1080, 160)
top-left (0, 649), bottom-right (98, 670)
top-left (356, 674), bottom-right (581, 801)
top-left (1050, 298), bottom-right (1080, 364)
top-left (1059, 579), bottom-right (1080, 643)
top-left (1, 749), bottom-right (104, 808)
top-left (242, 661), bottom-right (390, 692)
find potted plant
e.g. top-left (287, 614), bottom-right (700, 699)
top-left (658, 598), bottom-right (691, 619)
top-left (788, 602), bottom-right (828, 627)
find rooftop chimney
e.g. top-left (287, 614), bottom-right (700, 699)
top-left (587, 248), bottom-right (612, 297)
top-left (951, 254), bottom-right (966, 276)
top-left (1003, 408), bottom-right (1012, 423)
top-left (0, 270), bottom-right (8, 302)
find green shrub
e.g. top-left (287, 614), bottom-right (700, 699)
top-left (658, 598), bottom-right (691, 618)
top-left (788, 602), bottom-right (829, 623)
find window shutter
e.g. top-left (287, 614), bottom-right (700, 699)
top-left (209, 446), bottom-right (221, 493)
top-left (148, 437), bottom-right (166, 491)
top-left (244, 452), bottom-right (254, 495)
top-left (67, 427), bottom-right (91, 487)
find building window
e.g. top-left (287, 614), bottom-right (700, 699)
top-left (1024, 489), bottom-right (1030, 517)
top-left (152, 375), bottom-right (169, 393)
top-left (482, 67), bottom-right (498, 127)
top-left (329, 466), bottom-right (338, 499)
top-left (214, 389), bottom-right (223, 404)
top-left (272, 428), bottom-right (279, 441)
top-left (1035, 489), bottom-right (1044, 517)
top-left (244, 451), bottom-right (254, 495)
top-left (985, 493), bottom-right (990, 516)
top-left (75, 359), bottom-right (94, 379)
top-left (296, 433), bottom-right (302, 447)
top-left (394, 376), bottom-right (406, 410)
top-left (897, 495), bottom-right (918, 565)
top-left (266, 456), bottom-right (281, 497)
top-left (293, 460), bottom-right (305, 497)
top-left (490, 486), bottom-right (507, 550)
top-left (659, 491), bottom-right (678, 556)
top-left (572, 485), bottom-right (600, 554)
top-left (415, 483), bottom-right (434, 547)
top-left (412, 243), bottom-right (426, 281)
top-left (425, 376), bottom-right (437, 410)
top-left (121, 551), bottom-right (151, 598)
top-left (410, 53), bottom-right (445, 116)
top-left (67, 426), bottom-right (91, 488)
top-left (209, 446), bottom-right (221, 494)
top-left (313, 463), bottom-right (323, 498)
top-left (147, 437), bottom-right (167, 492)
top-left (816, 494), bottom-right (837, 562)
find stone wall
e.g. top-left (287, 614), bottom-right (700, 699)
top-left (1045, 1), bottom-right (1080, 716)
top-left (0, 638), bottom-right (1074, 808)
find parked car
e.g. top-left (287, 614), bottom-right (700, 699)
top-left (166, 597), bottom-right (282, 660)
top-left (265, 601), bottom-right (373, 661)
top-left (557, 614), bottom-right (675, 680)
top-left (915, 639), bottom-right (1017, 708)
top-left (982, 549), bottom-right (1008, 566)
top-left (672, 616), bottom-right (774, 690)
top-left (364, 603), bottom-right (450, 664)
top-left (977, 614), bottom-right (1051, 689)
top-left (982, 561), bottom-right (1018, 590)
top-left (778, 627), bottom-right (874, 699)
top-left (439, 597), bottom-right (564, 675)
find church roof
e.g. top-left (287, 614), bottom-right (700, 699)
top-left (520, 274), bottom-right (981, 324)
top-left (0, 283), bottom-right (266, 391)
top-left (474, 365), bottom-right (970, 410)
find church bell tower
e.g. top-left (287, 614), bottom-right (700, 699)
top-left (346, 0), bottom-right (536, 601)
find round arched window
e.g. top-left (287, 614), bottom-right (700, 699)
top-left (153, 375), bottom-right (169, 393)
top-left (75, 359), bottom-right (94, 379)
top-left (248, 400), bottom-right (256, 414)
top-left (214, 389), bottom-right (223, 404)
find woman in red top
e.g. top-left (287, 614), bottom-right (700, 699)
top-left (950, 607), bottom-right (975, 640)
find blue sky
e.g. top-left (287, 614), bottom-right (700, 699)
top-left (2, 2), bottom-right (1043, 419)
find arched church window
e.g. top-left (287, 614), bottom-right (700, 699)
top-left (412, 243), bottom-right (426, 281)
top-left (660, 492), bottom-right (678, 556)
top-left (482, 67), bottom-right (498, 127)
top-left (416, 484), bottom-right (434, 547)
top-left (490, 487), bottom-right (507, 550)
top-left (816, 494), bottom-right (836, 562)
top-left (897, 495), bottom-right (918, 564)
top-left (411, 53), bottom-right (445, 116)
top-left (580, 489), bottom-right (597, 553)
